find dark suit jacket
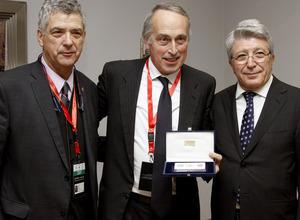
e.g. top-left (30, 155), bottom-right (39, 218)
top-left (211, 76), bottom-right (300, 220)
top-left (0, 60), bottom-right (99, 219)
top-left (97, 57), bottom-right (216, 220)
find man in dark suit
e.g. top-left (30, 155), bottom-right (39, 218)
top-left (97, 2), bottom-right (222, 220)
top-left (0, 0), bottom-right (99, 219)
top-left (211, 19), bottom-right (300, 220)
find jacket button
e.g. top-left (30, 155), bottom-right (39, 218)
top-left (64, 175), bottom-right (70, 181)
top-left (124, 194), bottom-right (129, 200)
top-left (240, 162), bottom-right (247, 168)
top-left (60, 209), bottom-right (66, 216)
top-left (232, 189), bottom-right (237, 196)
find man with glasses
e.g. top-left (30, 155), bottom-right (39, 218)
top-left (210, 19), bottom-right (300, 220)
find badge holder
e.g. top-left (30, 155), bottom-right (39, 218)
top-left (72, 160), bottom-right (86, 199)
top-left (138, 161), bottom-right (153, 192)
top-left (163, 130), bottom-right (216, 177)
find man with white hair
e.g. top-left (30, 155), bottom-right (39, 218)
top-left (211, 19), bottom-right (300, 220)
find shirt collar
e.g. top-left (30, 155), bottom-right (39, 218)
top-left (148, 56), bottom-right (180, 84)
top-left (41, 55), bottom-right (74, 92)
top-left (236, 75), bottom-right (273, 99)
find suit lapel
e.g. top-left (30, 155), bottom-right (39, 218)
top-left (76, 72), bottom-right (98, 211)
top-left (30, 62), bottom-right (69, 171)
top-left (178, 66), bottom-right (200, 130)
top-left (80, 80), bottom-right (93, 168)
top-left (223, 85), bottom-right (244, 157)
top-left (75, 72), bottom-right (92, 164)
top-left (119, 59), bottom-right (146, 169)
top-left (245, 77), bottom-right (287, 156)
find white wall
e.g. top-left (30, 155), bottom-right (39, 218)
top-left (8, 0), bottom-right (300, 219)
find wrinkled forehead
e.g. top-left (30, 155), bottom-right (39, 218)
top-left (47, 11), bottom-right (84, 29)
top-left (152, 10), bottom-right (189, 36)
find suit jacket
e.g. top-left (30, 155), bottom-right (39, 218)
top-left (0, 60), bottom-right (99, 219)
top-left (97, 57), bottom-right (216, 220)
top-left (211, 76), bottom-right (300, 220)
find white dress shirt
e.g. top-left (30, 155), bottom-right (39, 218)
top-left (132, 58), bottom-right (181, 197)
top-left (236, 75), bottom-right (273, 133)
top-left (41, 56), bottom-right (74, 100)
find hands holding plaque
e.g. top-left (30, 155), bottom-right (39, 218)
top-left (163, 131), bottom-right (222, 177)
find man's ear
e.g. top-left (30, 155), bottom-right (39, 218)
top-left (37, 29), bottom-right (44, 47)
top-left (143, 34), bottom-right (150, 50)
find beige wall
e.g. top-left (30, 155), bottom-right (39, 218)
top-left (8, 0), bottom-right (300, 219)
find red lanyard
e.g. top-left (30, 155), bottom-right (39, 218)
top-left (146, 58), bottom-right (181, 160)
top-left (42, 65), bottom-right (81, 155)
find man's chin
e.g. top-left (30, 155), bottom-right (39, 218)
top-left (59, 58), bottom-right (77, 67)
top-left (160, 67), bottom-right (180, 75)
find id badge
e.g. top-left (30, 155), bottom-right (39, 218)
top-left (138, 162), bottom-right (153, 192)
top-left (72, 161), bottom-right (86, 199)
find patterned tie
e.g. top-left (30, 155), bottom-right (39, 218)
top-left (237, 91), bottom-right (255, 204)
top-left (240, 92), bottom-right (256, 154)
top-left (61, 82), bottom-right (70, 108)
top-left (151, 76), bottom-right (172, 218)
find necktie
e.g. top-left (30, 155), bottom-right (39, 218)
top-left (237, 91), bottom-right (255, 204)
top-left (240, 92), bottom-right (255, 154)
top-left (151, 76), bottom-right (172, 218)
top-left (61, 82), bottom-right (70, 108)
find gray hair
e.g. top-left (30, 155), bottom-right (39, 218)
top-left (142, 2), bottom-right (191, 44)
top-left (38, 0), bottom-right (86, 34)
top-left (226, 19), bottom-right (274, 59)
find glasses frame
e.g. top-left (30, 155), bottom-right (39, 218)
top-left (231, 51), bottom-right (271, 64)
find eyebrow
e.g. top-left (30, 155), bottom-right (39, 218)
top-left (157, 33), bottom-right (187, 38)
top-left (176, 34), bottom-right (187, 39)
top-left (50, 27), bottom-right (84, 32)
top-left (157, 34), bottom-right (169, 38)
top-left (72, 28), bottom-right (84, 32)
top-left (235, 48), bottom-right (267, 54)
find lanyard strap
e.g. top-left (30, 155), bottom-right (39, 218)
top-left (146, 58), bottom-right (181, 160)
top-left (42, 65), bottom-right (81, 155)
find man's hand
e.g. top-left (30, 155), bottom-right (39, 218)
top-left (209, 152), bottom-right (222, 174)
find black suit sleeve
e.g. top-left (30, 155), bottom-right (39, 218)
top-left (97, 63), bottom-right (109, 162)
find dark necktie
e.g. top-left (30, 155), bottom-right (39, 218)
top-left (151, 76), bottom-right (172, 218)
top-left (61, 82), bottom-right (70, 108)
top-left (240, 92), bottom-right (256, 155)
top-left (237, 91), bottom-right (255, 204)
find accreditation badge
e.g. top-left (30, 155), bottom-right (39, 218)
top-left (72, 161), bottom-right (86, 198)
top-left (138, 161), bottom-right (153, 192)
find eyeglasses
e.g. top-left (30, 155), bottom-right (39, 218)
top-left (231, 51), bottom-right (271, 64)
